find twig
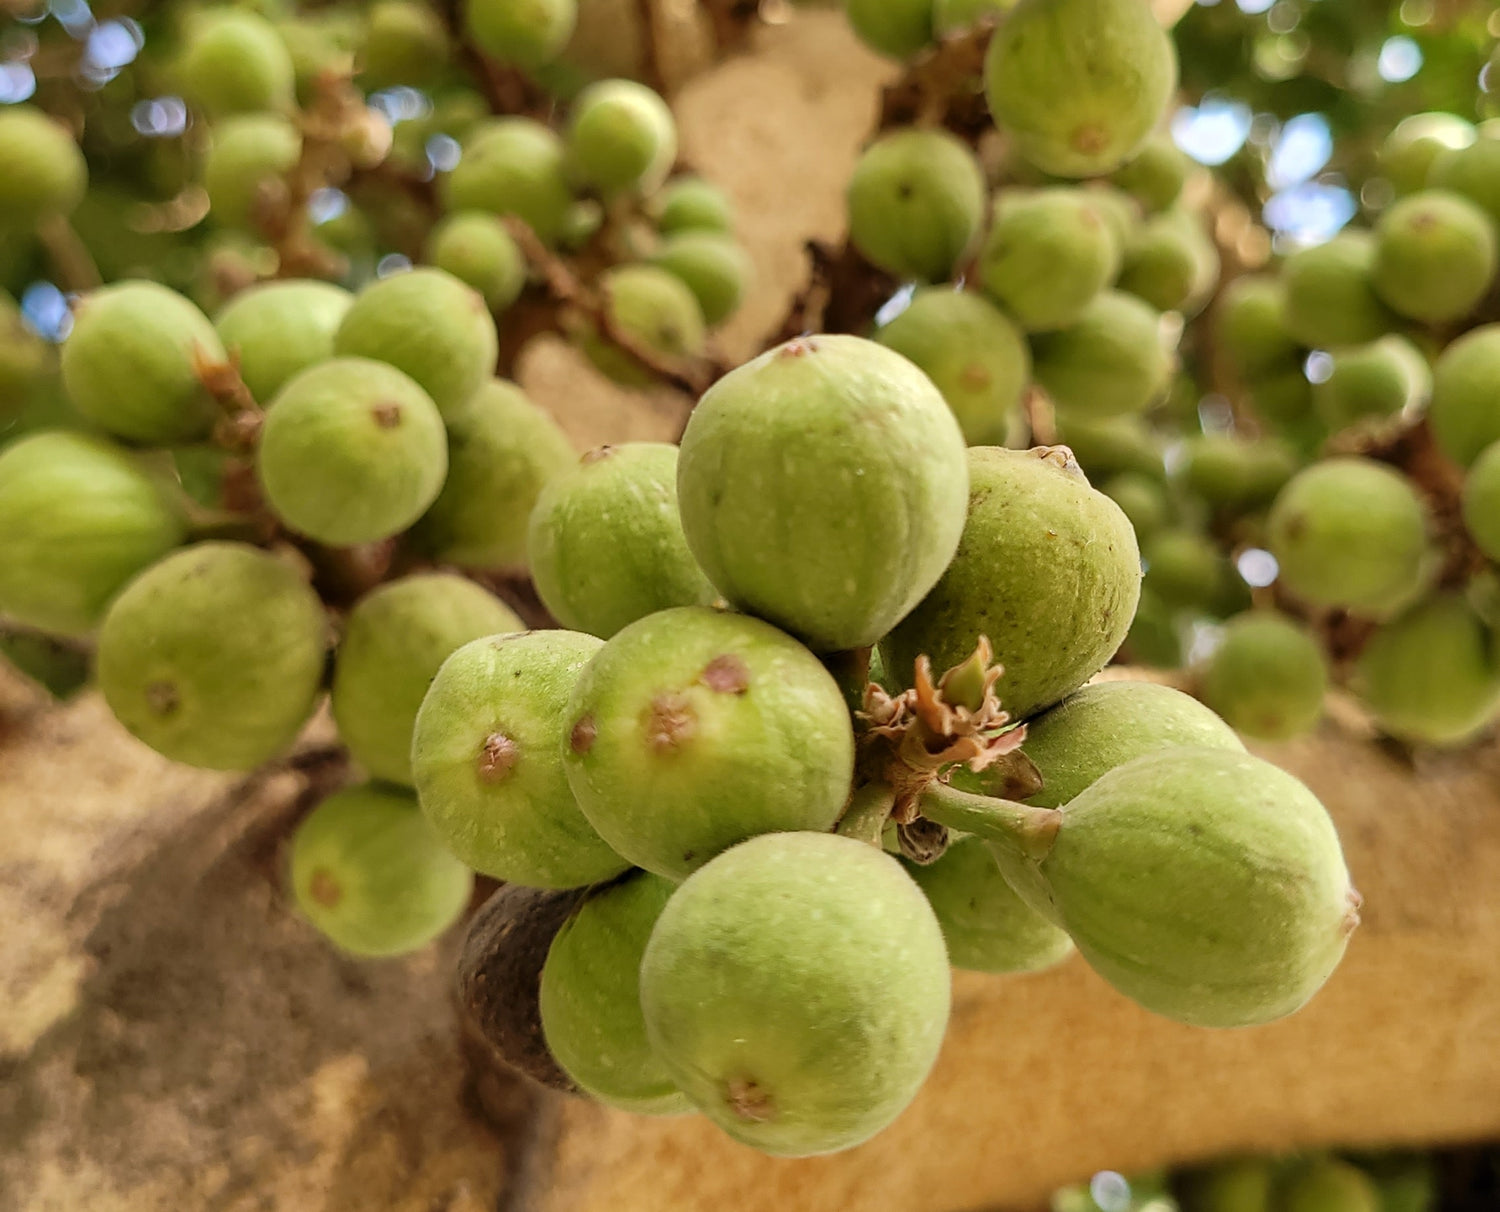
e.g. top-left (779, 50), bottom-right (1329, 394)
top-left (877, 19), bottom-right (996, 137)
top-left (633, 0), bottom-right (669, 96)
top-left (36, 214), bottom-right (101, 292)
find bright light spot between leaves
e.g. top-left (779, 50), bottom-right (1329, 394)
top-left (130, 96), bottom-right (187, 137)
top-left (1263, 182), bottom-right (1357, 244)
top-left (1172, 97), bottom-right (1253, 167)
top-left (376, 253), bottom-right (412, 278)
top-left (1238, 548), bottom-right (1279, 587)
top-left (308, 188), bottom-right (348, 225)
top-left (1304, 350), bottom-right (1334, 383)
top-left (1377, 36), bottom-right (1423, 83)
top-left (426, 133), bottom-right (462, 173)
top-left (1267, 113), bottom-right (1332, 190)
top-left (1090, 1171), bottom-right (1133, 1212)
top-left (873, 282), bottom-right (916, 328)
top-left (21, 281), bottom-right (72, 342)
top-left (0, 62), bottom-right (36, 103)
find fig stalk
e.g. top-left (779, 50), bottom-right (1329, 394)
top-left (918, 781), bottom-right (1062, 862)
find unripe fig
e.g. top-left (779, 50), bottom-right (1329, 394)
top-left (846, 129), bottom-right (986, 283)
top-left (1111, 132), bottom-right (1193, 213)
top-left (845, 0), bottom-right (932, 58)
top-left (0, 106), bottom-right (86, 229)
top-left (563, 606), bottom-right (854, 879)
top-left (60, 281), bottom-right (225, 445)
top-left (1361, 1154), bottom-right (1437, 1212)
top-left (1080, 183), bottom-right (1143, 253)
top-left (649, 232), bottom-right (751, 327)
top-left (214, 279), bottom-right (352, 403)
top-left (359, 0), bottom-right (450, 88)
top-left (443, 119), bottom-right (574, 246)
top-left (1429, 324), bottom-right (1500, 466)
top-left (1200, 612), bottom-right (1327, 741)
top-left (1249, 368), bottom-right (1315, 426)
top-left (0, 290), bottom-right (53, 413)
top-left (1121, 587), bottom-right (1182, 668)
top-left (97, 542), bottom-right (327, 770)
top-left (414, 630), bottom-right (627, 887)
top-left (1052, 413), bottom-right (1165, 481)
top-left (203, 115), bottom-right (301, 229)
top-left (1217, 275), bottom-right (1300, 380)
top-left (539, 872), bottom-right (690, 1113)
top-left (678, 334), bottom-right (968, 652)
top-left (581, 265), bottom-right (706, 386)
top-left (413, 379), bottom-right (575, 571)
top-left (652, 176), bottom-right (734, 235)
top-left (1429, 126), bottom-right (1500, 227)
top-left (1177, 435), bottom-right (1297, 512)
top-left (529, 443), bottom-right (716, 638)
top-left (1101, 471), bottom-right (1169, 540)
top-left (1032, 290), bottom-right (1173, 418)
top-left (465, 0), bottom-right (577, 67)
top-left (331, 573), bottom-right (520, 788)
top-left (639, 832), bottom-right (950, 1156)
top-left (178, 10), bottom-right (295, 117)
top-left (875, 287), bottom-right (1030, 446)
top-left (1356, 593), bottom-right (1500, 747)
top-left (335, 268), bottom-right (498, 417)
top-left (1117, 209), bottom-right (1219, 317)
top-left (1276, 1158), bottom-right (1380, 1212)
top-left (1371, 190), bottom-right (1497, 324)
top-left (1177, 1158), bottom-right (1273, 1212)
top-left (567, 79), bottom-right (676, 195)
top-left (933, 0), bottom-right (1010, 34)
top-left (1381, 112), bottom-right (1475, 197)
top-left (882, 446), bottom-right (1141, 721)
top-left (1313, 335), bottom-right (1430, 431)
top-left (984, 0), bottom-right (1177, 178)
top-left (977, 188), bottom-right (1122, 332)
top-left (257, 357), bottom-right (448, 545)
top-left (1463, 441), bottom-right (1500, 562)
top-left (1141, 531), bottom-right (1225, 613)
top-left (289, 783), bottom-right (472, 958)
top-left (0, 432), bottom-right (186, 636)
top-left (1281, 233), bottom-right (1394, 350)
top-left (1267, 458), bottom-right (1432, 617)
top-left (426, 212), bottom-right (527, 312)
top-left (901, 836), bottom-right (1073, 974)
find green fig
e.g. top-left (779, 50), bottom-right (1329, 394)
top-left (1281, 233), bottom-right (1394, 350)
top-left (1032, 290), bottom-right (1173, 418)
top-left (178, 9), bottom-right (295, 117)
top-left (1371, 190), bottom-right (1496, 325)
top-left (465, 0), bottom-right (577, 67)
top-left (1381, 111), bottom-right (1475, 197)
top-left (845, 0), bottom-right (932, 58)
top-left (443, 118), bottom-right (575, 246)
top-left (1429, 125), bottom-right (1500, 227)
top-left (1111, 132), bottom-right (1193, 213)
top-left (1250, 368), bottom-right (1316, 427)
top-left (1217, 274), bottom-right (1300, 380)
top-left (933, 0), bottom-right (1011, 34)
top-left (1176, 435), bottom-right (1298, 513)
top-left (1052, 413), bottom-right (1165, 481)
top-left (1120, 587), bottom-right (1182, 668)
top-left (202, 114), bottom-right (301, 230)
top-left (567, 79), bottom-right (676, 195)
top-left (426, 211), bottom-right (527, 312)
top-left (651, 176), bottom-right (734, 236)
top-left (1277, 1158), bottom-right (1380, 1212)
top-left (1429, 324), bottom-right (1500, 467)
top-left (1117, 208), bottom-right (1220, 317)
top-left (1462, 440), bottom-right (1500, 562)
top-left (359, 0), bottom-right (450, 88)
top-left (1200, 612), bottom-right (1327, 741)
top-left (583, 265), bottom-right (706, 386)
top-left (649, 232), bottom-right (752, 327)
top-left (1101, 471), bottom-right (1170, 541)
top-left (0, 105), bottom-right (86, 229)
top-left (1177, 1158), bottom-right (1273, 1212)
top-left (214, 279), bottom-right (352, 403)
top-left (1313, 335), bottom-right (1430, 431)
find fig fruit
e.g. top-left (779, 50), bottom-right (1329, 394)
top-left (652, 176), bottom-right (734, 235)
top-left (0, 105), bottom-right (87, 229)
top-left (562, 606), bottom-right (854, 880)
top-left (845, 0), bottom-right (932, 58)
top-left (1313, 335), bottom-right (1430, 432)
top-left (1462, 441), bottom-right (1500, 562)
top-left (1217, 274), bottom-right (1300, 380)
top-left (650, 232), bottom-right (752, 327)
top-left (1200, 612), bottom-right (1327, 741)
top-left (1281, 232), bottom-right (1394, 350)
top-left (881, 446), bottom-right (1141, 721)
top-left (465, 0), bottom-right (577, 67)
top-left (213, 279), bottom-right (352, 403)
top-left (1277, 1158), bottom-right (1380, 1212)
top-left (443, 118), bottom-right (574, 246)
top-left (1429, 323), bottom-right (1500, 467)
top-left (1143, 530), bottom-right (1232, 611)
top-left (1031, 290), bottom-right (1172, 418)
top-left (583, 265), bottom-right (706, 386)
top-left (1176, 1158), bottom-right (1273, 1212)
top-left (1429, 126), bottom-right (1500, 227)
top-left (1101, 472), bottom-right (1170, 541)
top-left (359, 0), bottom-right (450, 88)
top-left (1052, 414), bottom-right (1165, 482)
top-left (933, 0), bottom-right (1010, 34)
top-left (178, 9), bottom-right (295, 117)
top-left (1381, 111), bottom-right (1475, 197)
top-left (1111, 132), bottom-right (1193, 213)
top-left (202, 115), bottom-right (301, 230)
top-left (1177, 435), bottom-right (1297, 512)
top-left (639, 832), bottom-right (950, 1156)
top-left (97, 542), bottom-right (328, 770)
top-left (1371, 189), bottom-right (1496, 324)
top-left (1117, 209), bottom-right (1219, 317)
top-left (426, 212), bottom-right (527, 312)
top-left (566, 79), bottom-right (676, 195)
top-left (412, 629), bottom-right (628, 887)
top-left (677, 334), bottom-right (968, 652)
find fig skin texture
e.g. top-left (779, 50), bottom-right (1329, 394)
top-left (539, 872), bottom-right (691, 1114)
top-left (289, 783), bottom-right (473, 959)
top-left (582, 265), bottom-right (707, 387)
top-left (257, 357), bottom-right (449, 546)
top-left (202, 115), bottom-right (301, 230)
top-left (881, 446), bottom-right (1141, 722)
top-left (60, 280), bottom-right (226, 445)
top-left (0, 105), bottom-right (87, 229)
top-left (1023, 746), bottom-right (1359, 1028)
top-left (983, 0), bottom-right (1177, 179)
top-left (562, 606), bottom-right (855, 881)
top-left (1111, 132), bottom-right (1192, 213)
top-left (1276, 1158), bottom-right (1381, 1212)
top-left (1200, 612), bottom-right (1328, 742)
top-left (331, 573), bottom-right (522, 787)
top-left (1177, 435), bottom-right (1297, 512)
top-left (177, 9), bottom-right (295, 118)
top-left (528, 443), bottom-right (717, 639)
top-left (901, 836), bottom-right (1073, 975)
top-left (1031, 290), bottom-right (1172, 419)
top-left (360, 0), bottom-right (451, 89)
top-left (0, 431), bottom-right (186, 637)
top-left (97, 542), bottom-right (328, 771)
top-left (1313, 335), bottom-right (1431, 432)
top-left (649, 232), bottom-right (752, 328)
top-left (465, 0), bottom-right (576, 69)
top-left (1382, 111), bottom-right (1476, 198)
top-left (1371, 189), bottom-right (1497, 325)
top-left (652, 176), bottom-right (734, 236)
top-left (639, 832), bottom-right (951, 1157)
top-left (1216, 274), bottom-right (1300, 380)
top-left (442, 119), bottom-right (574, 247)
top-left (1117, 209), bottom-right (1220, 317)
top-left (1463, 440), bottom-right (1500, 562)
top-left (566, 79), bottom-right (676, 196)
top-left (678, 334), bottom-right (969, 653)
top-left (1429, 323), bottom-right (1500, 467)
top-left (214, 279), bottom-right (353, 403)
top-left (1281, 232), bottom-right (1394, 351)
top-left (412, 630), bottom-right (628, 888)
top-left (426, 212), bottom-right (527, 312)
top-left (845, 0), bottom-right (932, 58)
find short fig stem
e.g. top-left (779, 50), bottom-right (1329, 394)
top-left (835, 783), bottom-right (896, 847)
top-left (823, 646), bottom-right (873, 718)
top-left (918, 781), bottom-right (1061, 863)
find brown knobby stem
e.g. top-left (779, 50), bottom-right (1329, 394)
top-left (918, 781), bottom-right (1061, 864)
top-left (835, 782), bottom-right (897, 847)
top-left (877, 17), bottom-right (998, 137)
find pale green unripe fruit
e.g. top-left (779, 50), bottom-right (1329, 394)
top-left (61, 280), bottom-right (226, 445)
top-left (335, 268), bottom-right (498, 416)
top-left (1200, 612), bottom-right (1328, 741)
top-left (426, 212), bottom-right (527, 312)
top-left (1429, 127), bottom-right (1500, 227)
top-left (984, 0), bottom-right (1177, 178)
top-left (1371, 190), bottom-right (1497, 324)
top-left (97, 543), bottom-right (328, 771)
top-left (933, 0), bottom-right (1011, 34)
top-left (203, 115), bottom-right (301, 229)
top-left (650, 233), bottom-right (751, 327)
top-left (1026, 746), bottom-right (1357, 1027)
top-left (1112, 132), bottom-right (1193, 213)
top-left (1177, 1158), bottom-right (1273, 1212)
top-left (977, 188), bottom-right (1122, 332)
top-left (0, 432), bottom-right (186, 637)
top-left (846, 129), bottom-right (986, 284)
top-left (1143, 529), bottom-right (1229, 611)
top-left (1176, 435), bottom-right (1298, 512)
top-left (1277, 1158), bottom-right (1381, 1212)
top-left (0, 106), bottom-right (86, 229)
top-left (562, 607), bottom-right (854, 880)
top-left (290, 784), bottom-right (473, 959)
top-left (1032, 290), bottom-right (1173, 418)
top-left (1282, 233), bottom-right (1395, 350)
top-left (444, 119), bottom-right (574, 246)
top-left (652, 176), bottom-right (733, 235)
top-left (1381, 111), bottom-right (1475, 197)
top-left (1313, 335), bottom-right (1431, 431)
top-left (882, 446), bottom-right (1141, 721)
top-left (178, 10), bottom-right (295, 117)
top-left (567, 79), bottom-right (676, 195)
top-left (214, 279), bottom-right (352, 403)
top-left (1117, 209), bottom-right (1220, 317)
top-left (412, 630), bottom-right (627, 887)
top-left (1121, 587), bottom-right (1182, 668)
top-left (1463, 441), bottom-right (1500, 561)
top-left (1217, 274), bottom-right (1300, 380)
top-left (1053, 414), bottom-right (1165, 482)
top-left (413, 379), bottom-right (575, 571)
top-left (1356, 594), bottom-right (1500, 747)
top-left (360, 0), bottom-right (450, 88)
top-left (845, 0), bottom-right (932, 58)
top-left (1101, 471), bottom-right (1169, 540)
top-left (639, 832), bottom-right (950, 1156)
top-left (540, 872), bottom-right (690, 1112)
top-left (875, 288), bottom-right (1030, 445)
top-left (678, 334), bottom-right (968, 652)
top-left (584, 265), bottom-right (706, 386)
top-left (465, 0), bottom-right (577, 66)
top-left (529, 443), bottom-right (716, 639)
top-left (1429, 324), bottom-right (1500, 466)
top-left (902, 836), bottom-right (1072, 974)
top-left (332, 573), bottom-right (520, 787)
top-left (1267, 458), bottom-right (1432, 618)
top-left (257, 358), bottom-right (448, 545)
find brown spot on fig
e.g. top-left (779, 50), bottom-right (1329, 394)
top-left (309, 868), bottom-right (342, 908)
top-left (959, 363), bottom-right (991, 390)
top-left (1071, 124), bottom-right (1109, 154)
top-left (726, 1077), bottom-right (775, 1122)
top-left (645, 693), bottom-right (697, 753)
top-left (478, 732), bottom-right (520, 781)
top-left (582, 445), bottom-right (616, 464)
top-left (145, 680), bottom-right (180, 716)
top-left (700, 654), bottom-right (751, 694)
top-left (778, 337), bottom-right (819, 358)
top-left (569, 715), bottom-right (597, 754)
top-left (371, 402), bottom-right (402, 428)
